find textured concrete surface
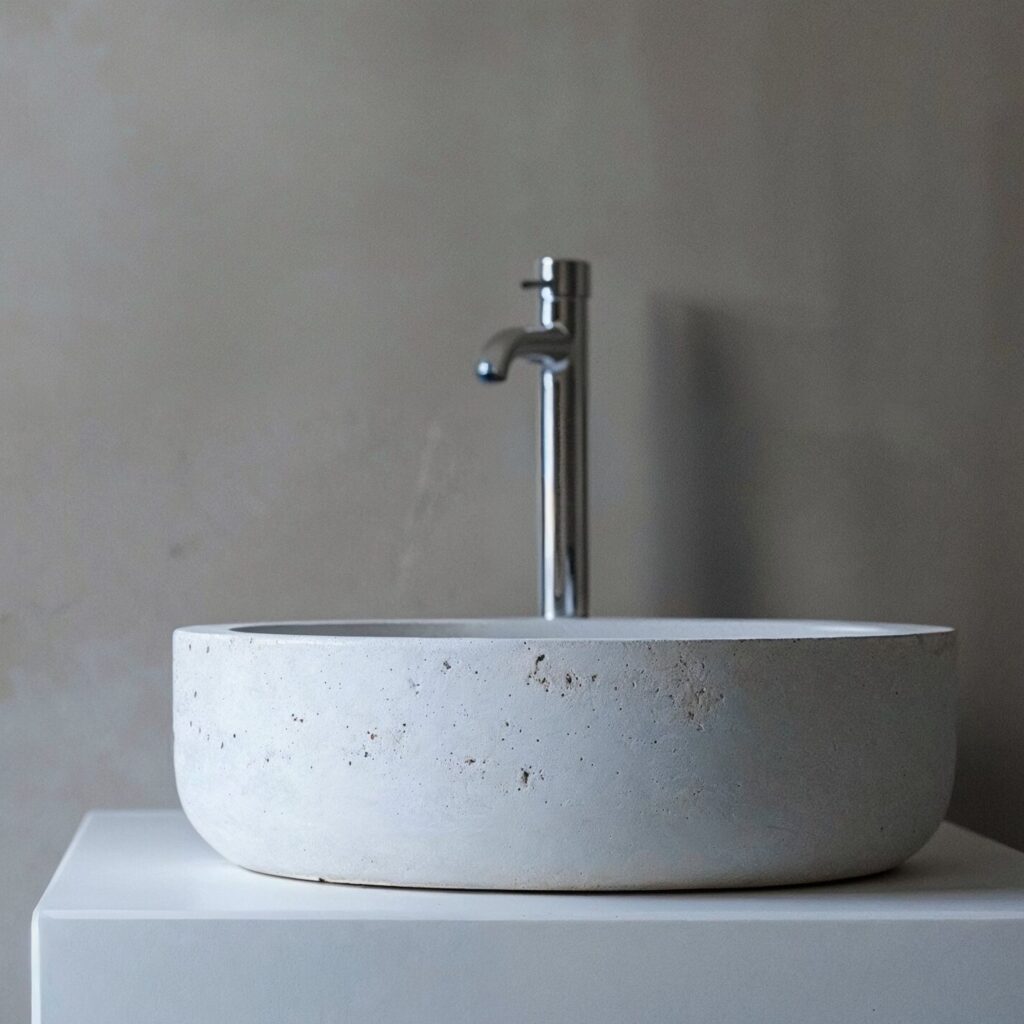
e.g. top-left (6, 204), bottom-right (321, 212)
top-left (1, 0), bottom-right (1022, 1013)
top-left (175, 620), bottom-right (956, 889)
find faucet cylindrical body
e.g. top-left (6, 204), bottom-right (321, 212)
top-left (535, 259), bottom-right (588, 618)
top-left (477, 257), bottom-right (589, 619)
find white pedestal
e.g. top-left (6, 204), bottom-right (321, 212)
top-left (33, 811), bottom-right (1024, 1023)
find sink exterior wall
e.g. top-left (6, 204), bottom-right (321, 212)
top-left (175, 626), bottom-right (956, 889)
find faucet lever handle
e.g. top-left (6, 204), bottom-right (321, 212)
top-left (521, 258), bottom-right (589, 298)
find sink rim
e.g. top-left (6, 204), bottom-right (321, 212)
top-left (176, 617), bottom-right (955, 643)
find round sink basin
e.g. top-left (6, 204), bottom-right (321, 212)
top-left (173, 618), bottom-right (956, 890)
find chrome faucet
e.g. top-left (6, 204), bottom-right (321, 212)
top-left (477, 257), bottom-right (589, 619)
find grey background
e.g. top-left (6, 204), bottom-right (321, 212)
top-left (2, 0), bottom-right (1022, 1016)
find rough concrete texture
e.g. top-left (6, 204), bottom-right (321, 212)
top-left (175, 621), bottom-right (956, 889)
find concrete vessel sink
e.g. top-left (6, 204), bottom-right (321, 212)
top-left (173, 618), bottom-right (956, 890)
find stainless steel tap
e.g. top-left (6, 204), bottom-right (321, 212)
top-left (477, 257), bottom-right (589, 619)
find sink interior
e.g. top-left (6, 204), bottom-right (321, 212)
top-left (232, 617), bottom-right (952, 641)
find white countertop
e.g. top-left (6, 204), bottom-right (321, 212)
top-left (33, 811), bottom-right (1024, 1023)
top-left (38, 810), bottom-right (1024, 919)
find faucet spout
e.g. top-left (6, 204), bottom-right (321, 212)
top-left (476, 327), bottom-right (571, 382)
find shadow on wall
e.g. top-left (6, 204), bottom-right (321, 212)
top-left (646, 297), bottom-right (764, 618)
top-left (645, 293), bottom-right (940, 627)
top-left (948, 102), bottom-right (1024, 846)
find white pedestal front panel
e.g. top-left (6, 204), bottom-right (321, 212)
top-left (33, 812), bottom-right (1024, 1023)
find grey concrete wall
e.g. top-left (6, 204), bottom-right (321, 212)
top-left (2, 1), bottom-right (1022, 1016)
